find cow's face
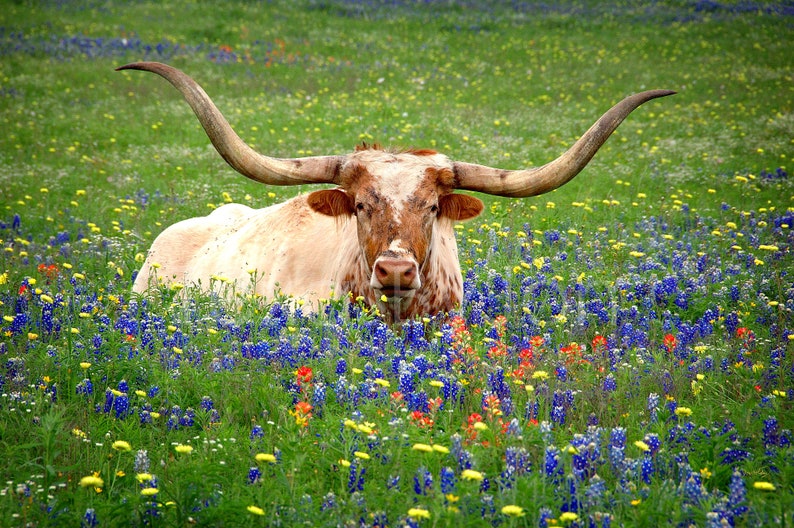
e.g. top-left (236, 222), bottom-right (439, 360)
top-left (307, 148), bottom-right (483, 315)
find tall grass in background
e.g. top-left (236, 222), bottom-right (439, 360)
top-left (1, 1), bottom-right (792, 526)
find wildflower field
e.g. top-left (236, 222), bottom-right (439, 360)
top-left (1, 0), bottom-right (793, 526)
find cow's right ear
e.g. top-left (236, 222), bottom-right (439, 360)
top-left (307, 189), bottom-right (356, 217)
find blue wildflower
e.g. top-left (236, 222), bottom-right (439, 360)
top-left (248, 467), bottom-right (261, 484)
top-left (81, 508), bottom-right (98, 528)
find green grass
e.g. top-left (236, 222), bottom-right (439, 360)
top-left (1, 1), bottom-right (793, 526)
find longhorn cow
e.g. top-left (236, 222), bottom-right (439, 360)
top-left (120, 62), bottom-right (673, 322)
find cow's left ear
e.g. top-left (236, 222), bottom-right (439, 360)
top-left (307, 189), bottom-right (355, 217)
top-left (438, 193), bottom-right (483, 221)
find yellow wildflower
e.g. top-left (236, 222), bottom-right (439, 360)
top-left (112, 440), bottom-right (132, 452)
top-left (247, 505), bottom-right (265, 516)
top-left (255, 453), bottom-right (277, 464)
top-left (79, 475), bottom-right (104, 489)
top-left (501, 505), bottom-right (525, 517)
top-left (407, 507), bottom-right (430, 520)
top-left (461, 469), bottom-right (484, 481)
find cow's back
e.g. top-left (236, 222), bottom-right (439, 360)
top-left (132, 195), bottom-right (358, 306)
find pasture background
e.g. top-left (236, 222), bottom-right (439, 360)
top-left (1, 1), bottom-right (792, 526)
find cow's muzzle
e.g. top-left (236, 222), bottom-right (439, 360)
top-left (371, 256), bottom-right (420, 302)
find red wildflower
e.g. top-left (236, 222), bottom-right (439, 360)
top-left (663, 333), bottom-right (678, 353)
top-left (427, 397), bottom-right (443, 411)
top-left (483, 394), bottom-right (502, 417)
top-left (736, 327), bottom-right (755, 341)
top-left (488, 341), bottom-right (507, 358)
top-left (519, 348), bottom-right (534, 363)
top-left (449, 315), bottom-right (474, 356)
top-left (290, 401), bottom-right (313, 427)
top-left (529, 335), bottom-right (544, 348)
top-left (467, 413), bottom-right (484, 426)
top-left (295, 366), bottom-right (313, 384)
top-left (592, 334), bottom-right (608, 350)
top-left (37, 263), bottom-right (59, 282)
top-left (410, 410), bottom-right (434, 428)
top-left (560, 342), bottom-right (587, 366)
top-left (295, 401), bottom-right (312, 413)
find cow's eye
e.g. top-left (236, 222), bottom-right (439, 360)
top-left (355, 202), bottom-right (365, 213)
top-left (430, 204), bottom-right (439, 214)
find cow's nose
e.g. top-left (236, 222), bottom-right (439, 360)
top-left (374, 257), bottom-right (419, 292)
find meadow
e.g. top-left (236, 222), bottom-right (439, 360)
top-left (1, 0), bottom-right (792, 526)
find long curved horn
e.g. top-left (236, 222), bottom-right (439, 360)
top-left (116, 62), bottom-right (343, 186)
top-left (452, 89), bottom-right (675, 197)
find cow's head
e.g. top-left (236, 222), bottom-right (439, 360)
top-left (305, 146), bottom-right (483, 314)
top-left (117, 61), bottom-right (674, 319)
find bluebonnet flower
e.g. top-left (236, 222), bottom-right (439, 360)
top-left (561, 474), bottom-right (580, 514)
top-left (551, 405), bottom-right (566, 426)
top-left (644, 433), bottom-right (661, 455)
top-left (543, 446), bottom-right (563, 483)
top-left (647, 392), bottom-right (660, 422)
top-left (539, 420), bottom-right (554, 444)
top-left (312, 382), bottom-right (327, 416)
top-left (487, 367), bottom-right (511, 402)
top-left (449, 433), bottom-right (473, 471)
top-left (81, 508), bottom-right (98, 528)
top-left (719, 447), bottom-right (751, 465)
top-left (134, 450), bottom-right (150, 473)
top-left (584, 474), bottom-right (607, 507)
top-left (250, 424), bottom-right (265, 440)
top-left (440, 466), bottom-right (456, 494)
top-left (609, 428), bottom-right (626, 472)
top-left (200, 396), bottom-right (214, 411)
top-left (728, 469), bottom-right (748, 517)
top-left (413, 466), bottom-right (433, 495)
top-left (320, 492), bottom-right (336, 511)
top-left (347, 459), bottom-right (365, 492)
top-left (682, 473), bottom-right (705, 504)
top-left (480, 493), bottom-right (495, 518)
top-left (177, 407), bottom-right (194, 427)
top-left (555, 364), bottom-right (568, 381)
top-left (762, 416), bottom-right (780, 447)
top-left (538, 507), bottom-right (554, 528)
top-left (248, 467), bottom-right (261, 484)
top-left (570, 433), bottom-right (599, 480)
top-left (387, 475), bottom-right (400, 491)
top-left (76, 378), bottom-right (93, 396)
top-left (602, 373), bottom-right (617, 392)
top-left (504, 417), bottom-right (521, 437)
top-left (640, 454), bottom-right (654, 484)
top-left (113, 394), bottom-right (130, 419)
